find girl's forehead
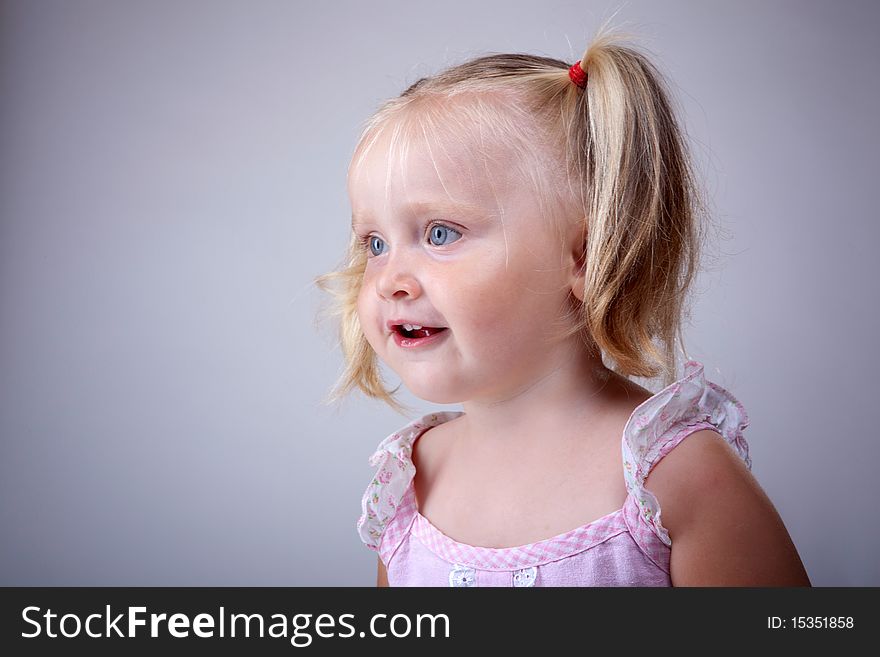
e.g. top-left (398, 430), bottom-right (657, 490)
top-left (348, 120), bottom-right (519, 214)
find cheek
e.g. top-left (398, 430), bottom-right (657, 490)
top-left (459, 246), bottom-right (562, 320)
top-left (355, 286), bottom-right (366, 323)
top-left (448, 260), bottom-right (551, 352)
top-left (355, 285), bottom-right (379, 342)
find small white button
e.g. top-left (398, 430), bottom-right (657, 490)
top-left (513, 566), bottom-right (537, 587)
top-left (449, 564), bottom-right (477, 587)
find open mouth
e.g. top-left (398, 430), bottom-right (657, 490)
top-left (393, 324), bottom-right (448, 339)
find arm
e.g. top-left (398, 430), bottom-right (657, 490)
top-left (646, 429), bottom-right (811, 586)
top-left (377, 556), bottom-right (389, 587)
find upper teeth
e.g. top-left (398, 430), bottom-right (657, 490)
top-left (403, 324), bottom-right (422, 331)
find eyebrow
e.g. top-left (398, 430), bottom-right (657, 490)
top-left (351, 200), bottom-right (488, 229)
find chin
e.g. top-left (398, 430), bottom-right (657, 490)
top-left (404, 378), bottom-right (465, 405)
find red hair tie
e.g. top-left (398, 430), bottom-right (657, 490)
top-left (568, 61), bottom-right (588, 89)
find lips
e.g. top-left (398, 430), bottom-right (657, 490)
top-left (386, 319), bottom-right (447, 339)
top-left (386, 319), bottom-right (449, 348)
top-left (396, 325), bottom-right (445, 339)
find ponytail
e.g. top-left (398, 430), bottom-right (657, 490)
top-left (563, 30), bottom-right (706, 386)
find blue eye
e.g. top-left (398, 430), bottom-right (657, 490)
top-left (368, 235), bottom-right (386, 256)
top-left (429, 224), bottom-right (462, 246)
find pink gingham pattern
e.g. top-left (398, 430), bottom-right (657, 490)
top-left (410, 503), bottom-right (629, 571)
top-left (356, 360), bottom-right (752, 586)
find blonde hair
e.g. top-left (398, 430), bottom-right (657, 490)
top-left (316, 23), bottom-right (711, 414)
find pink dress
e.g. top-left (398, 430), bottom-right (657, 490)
top-left (357, 360), bottom-right (751, 586)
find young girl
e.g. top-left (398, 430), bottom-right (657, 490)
top-left (318, 27), bottom-right (811, 587)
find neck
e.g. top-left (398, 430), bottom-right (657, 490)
top-left (456, 339), bottom-right (617, 452)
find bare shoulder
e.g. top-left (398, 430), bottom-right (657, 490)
top-left (410, 416), bottom-right (461, 510)
top-left (646, 429), bottom-right (811, 586)
top-left (410, 416), bottom-right (459, 474)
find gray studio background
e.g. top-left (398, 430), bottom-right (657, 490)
top-left (1, 0), bottom-right (877, 586)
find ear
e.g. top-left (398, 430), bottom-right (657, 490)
top-left (566, 218), bottom-right (588, 302)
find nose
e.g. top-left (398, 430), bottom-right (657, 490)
top-left (375, 250), bottom-right (422, 301)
